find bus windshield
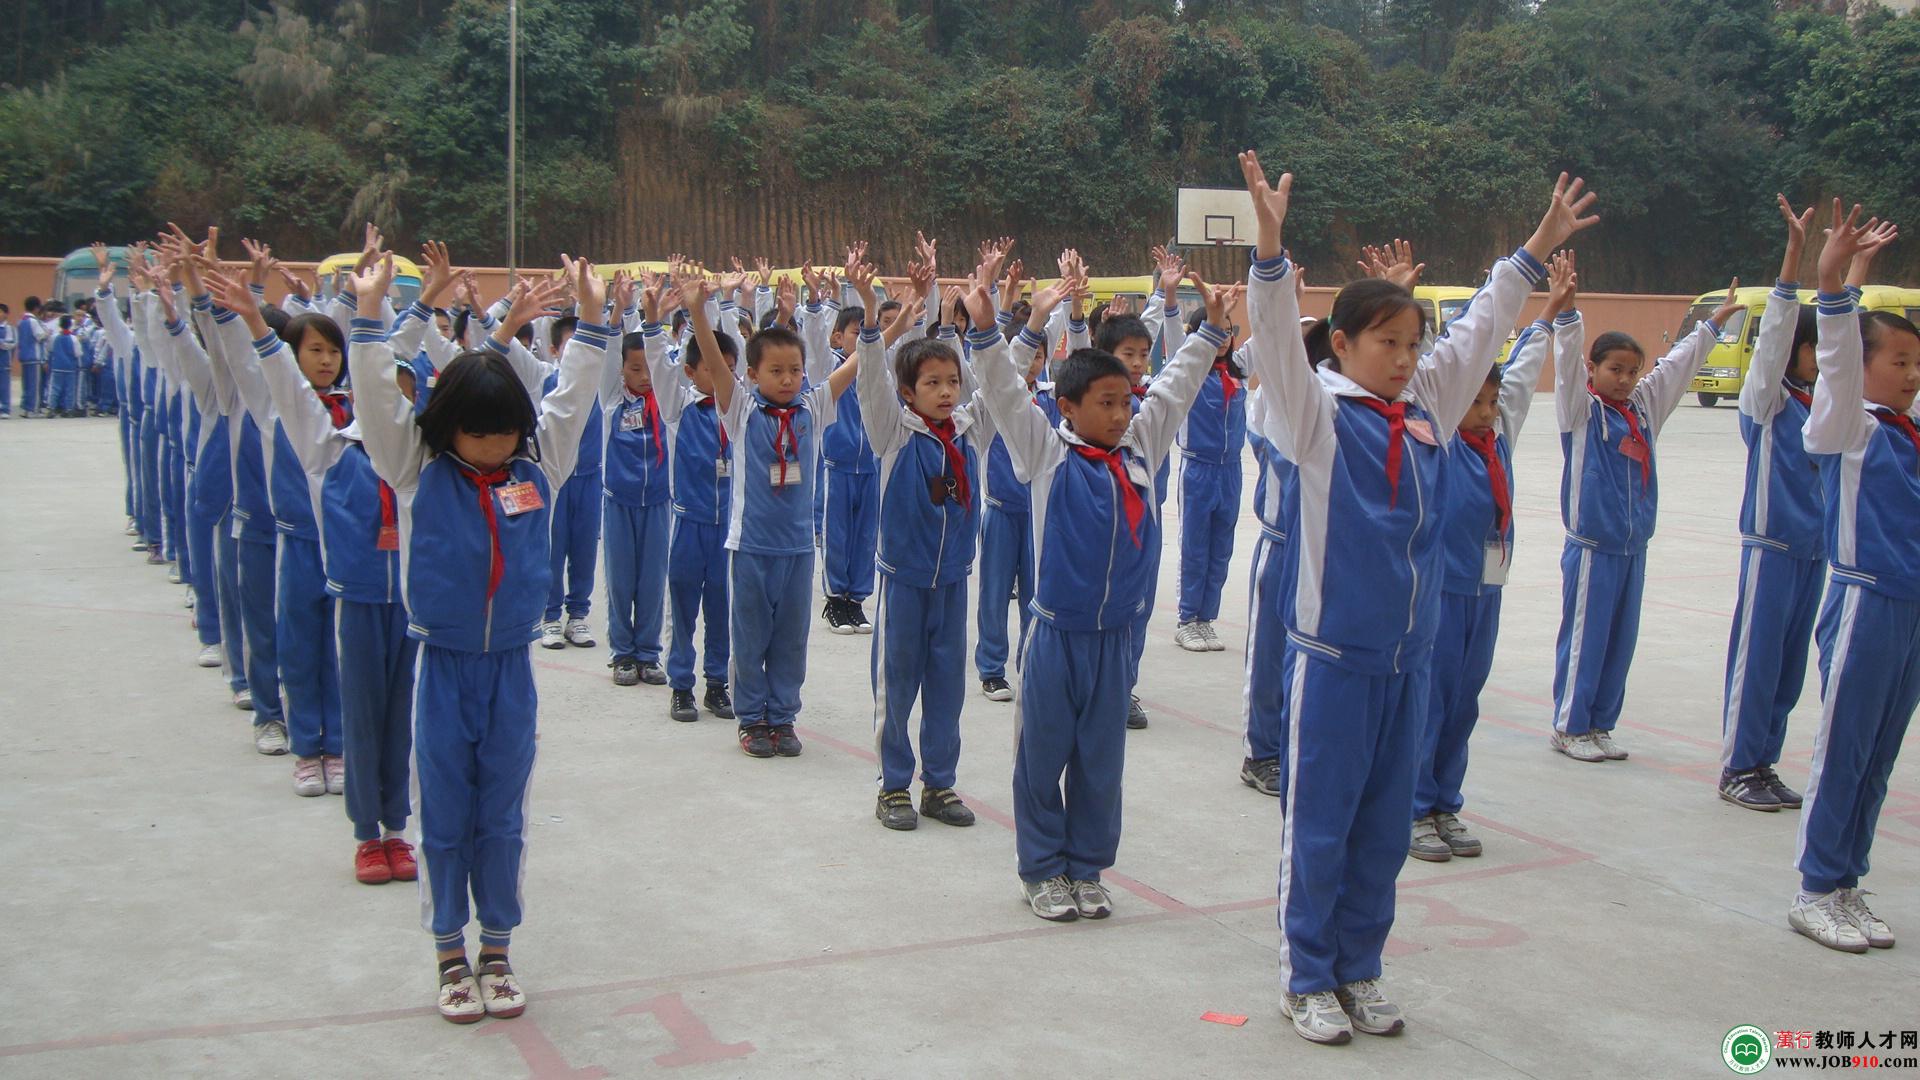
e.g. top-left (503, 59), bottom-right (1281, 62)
top-left (1438, 299), bottom-right (1470, 329)
top-left (1678, 303), bottom-right (1746, 344)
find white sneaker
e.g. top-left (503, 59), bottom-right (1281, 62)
top-left (183, 590), bottom-right (194, 609)
top-left (1838, 888), bottom-right (1895, 949)
top-left (1334, 978), bottom-right (1405, 1035)
top-left (477, 958), bottom-right (527, 1017)
top-left (293, 756), bottom-right (325, 797)
top-left (1549, 731), bottom-right (1607, 763)
top-left (563, 617), bottom-right (595, 648)
top-left (167, 567), bottom-right (182, 584)
top-left (1173, 621), bottom-right (1209, 653)
top-left (1070, 878), bottom-right (1113, 920)
top-left (1199, 620), bottom-right (1226, 651)
top-left (234, 688), bottom-right (255, 712)
top-left (196, 644), bottom-right (222, 668)
top-left (1790, 891), bottom-right (1871, 953)
top-left (124, 518), bottom-right (139, 536)
top-left (437, 966), bottom-right (485, 1024)
top-left (322, 755), bottom-right (345, 795)
top-left (1591, 729), bottom-right (1629, 760)
top-left (253, 720), bottom-right (288, 755)
top-left (539, 622), bottom-right (565, 649)
top-left (1285, 990), bottom-right (1354, 1045)
top-left (1021, 875), bottom-right (1080, 922)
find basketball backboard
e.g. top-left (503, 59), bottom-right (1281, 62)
top-left (1176, 187), bottom-right (1256, 247)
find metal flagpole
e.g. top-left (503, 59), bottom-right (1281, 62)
top-left (507, 0), bottom-right (518, 279)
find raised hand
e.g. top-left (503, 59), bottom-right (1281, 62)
top-left (1847, 217), bottom-right (1899, 288)
top-left (1708, 277), bottom-right (1745, 330)
top-left (776, 275), bottom-right (798, 322)
top-left (1525, 172), bottom-right (1600, 261)
top-left (1543, 250), bottom-right (1578, 321)
top-left (847, 256), bottom-right (879, 318)
top-left (1238, 150), bottom-right (1291, 261)
top-left (241, 238), bottom-right (275, 285)
top-left (1818, 201), bottom-right (1876, 294)
top-left (354, 223), bottom-right (384, 274)
top-left (566, 255), bottom-right (607, 317)
top-left (754, 256), bottom-right (771, 289)
top-left (90, 241), bottom-right (111, 274)
top-left (349, 252), bottom-right (396, 313)
top-left (275, 263), bottom-right (313, 303)
top-left (418, 240), bottom-right (456, 307)
top-left (1152, 244), bottom-right (1186, 297)
top-left (1000, 259), bottom-right (1025, 313)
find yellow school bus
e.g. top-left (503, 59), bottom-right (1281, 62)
top-left (1414, 285), bottom-right (1518, 365)
top-left (314, 253), bottom-right (423, 308)
top-left (1682, 284), bottom-right (1919, 406)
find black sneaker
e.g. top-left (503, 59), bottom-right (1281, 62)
top-left (847, 601), bottom-right (872, 634)
top-left (1241, 756), bottom-right (1281, 797)
top-left (876, 789), bottom-right (919, 831)
top-left (637, 661), bottom-right (668, 685)
top-left (1719, 768), bottom-right (1781, 812)
top-left (1127, 695), bottom-right (1149, 730)
top-left (824, 596), bottom-right (855, 635)
top-left (739, 724), bottom-right (775, 758)
top-left (1759, 766), bottom-right (1803, 808)
top-left (703, 682), bottom-right (735, 720)
top-left (669, 689), bottom-right (699, 722)
top-left (771, 725), bottom-right (803, 757)
top-left (919, 786), bottom-right (976, 827)
top-left (611, 658), bottom-right (640, 686)
top-left (980, 676), bottom-right (1013, 702)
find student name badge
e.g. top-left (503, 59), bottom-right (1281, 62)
top-left (377, 525), bottom-right (400, 552)
top-left (1618, 435), bottom-right (1649, 468)
top-left (1123, 456), bottom-right (1151, 490)
top-left (769, 461), bottom-right (802, 487)
top-left (715, 456), bottom-right (731, 478)
top-left (497, 481), bottom-right (544, 516)
top-left (620, 408), bottom-right (648, 432)
top-left (1482, 540), bottom-right (1511, 587)
top-left (1405, 418), bottom-right (1438, 446)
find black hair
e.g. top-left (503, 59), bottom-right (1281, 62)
top-left (0, 303), bottom-right (10, 314)
top-left (1303, 279), bottom-right (1427, 370)
top-left (432, 307), bottom-right (450, 319)
top-left (671, 310), bottom-right (689, 336)
top-left (1483, 363), bottom-right (1503, 388)
top-left (279, 312), bottom-right (347, 387)
top-left (514, 323), bottom-right (533, 347)
top-left (1096, 314), bottom-right (1152, 354)
top-left (415, 351), bottom-right (538, 458)
top-left (549, 315), bottom-right (579, 351)
top-left (894, 337), bottom-right (961, 392)
top-left (58, 315), bottom-right (72, 330)
top-left (1861, 310), bottom-right (1920, 360)
top-left (683, 323), bottom-right (738, 369)
top-left (1786, 305), bottom-right (1818, 383)
top-left (1588, 330), bottom-right (1645, 368)
top-left (746, 325), bottom-right (804, 371)
top-left (621, 331), bottom-right (647, 358)
top-left (1053, 347), bottom-right (1131, 404)
top-left (263, 305), bottom-right (291, 337)
top-left (451, 306), bottom-right (471, 344)
top-left (834, 307), bottom-right (865, 337)
top-left (24, 295), bottom-right (41, 312)
top-left (878, 299), bottom-right (902, 318)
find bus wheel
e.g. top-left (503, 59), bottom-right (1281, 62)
top-left (1697, 393), bottom-right (1719, 408)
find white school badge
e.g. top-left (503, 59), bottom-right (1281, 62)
top-left (1482, 540), bottom-right (1510, 587)
top-left (769, 462), bottom-right (802, 487)
top-left (497, 481), bottom-right (544, 516)
top-left (620, 408), bottom-right (648, 432)
top-left (1405, 418), bottom-right (1438, 446)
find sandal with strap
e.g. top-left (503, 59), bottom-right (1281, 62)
top-left (477, 955), bottom-right (527, 1018)
top-left (437, 962), bottom-right (485, 1024)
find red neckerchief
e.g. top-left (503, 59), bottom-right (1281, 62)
top-left (634, 389), bottom-right (665, 465)
top-left (377, 479), bottom-right (397, 538)
top-left (1071, 444), bottom-right (1144, 547)
top-left (316, 388), bottom-right (351, 430)
top-left (914, 410), bottom-right (971, 514)
top-left (1872, 409), bottom-right (1920, 458)
top-left (1131, 385), bottom-right (1147, 399)
top-left (458, 464), bottom-right (513, 600)
top-left (1590, 383), bottom-right (1651, 486)
top-left (1786, 384), bottom-right (1812, 409)
top-left (694, 396), bottom-right (728, 453)
top-left (1351, 397), bottom-right (1407, 509)
top-left (1459, 427), bottom-right (1511, 535)
top-left (764, 404), bottom-right (800, 485)
top-left (1214, 361), bottom-right (1239, 408)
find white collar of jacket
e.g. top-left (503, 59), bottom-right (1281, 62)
top-left (899, 398), bottom-right (981, 440)
top-left (1316, 363), bottom-right (1411, 404)
top-left (1861, 397), bottom-right (1920, 421)
top-left (619, 383), bottom-right (656, 405)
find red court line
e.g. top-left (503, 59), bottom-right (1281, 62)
top-left (16, 599), bottom-right (192, 622)
top-left (1137, 694), bottom-right (1243, 738)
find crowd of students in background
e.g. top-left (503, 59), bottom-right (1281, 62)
top-left (9, 148), bottom-right (1915, 1047)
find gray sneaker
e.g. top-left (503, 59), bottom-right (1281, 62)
top-left (1070, 878), bottom-right (1112, 919)
top-left (1789, 890), bottom-right (1870, 953)
top-left (1590, 729), bottom-right (1629, 760)
top-left (254, 719), bottom-right (288, 755)
top-left (1127, 696), bottom-right (1149, 730)
top-left (1241, 757), bottom-right (1282, 797)
top-left (1549, 730), bottom-right (1607, 763)
top-left (1021, 875), bottom-right (1079, 922)
top-left (1199, 620), bottom-right (1227, 651)
top-left (1409, 816), bottom-right (1452, 862)
top-left (1838, 888), bottom-right (1895, 949)
top-left (1334, 978), bottom-right (1405, 1036)
top-left (1431, 811), bottom-right (1482, 857)
top-left (1285, 990), bottom-right (1353, 1045)
top-left (1173, 621), bottom-right (1209, 653)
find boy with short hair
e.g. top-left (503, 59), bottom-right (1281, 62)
top-left (820, 287), bottom-right (879, 634)
top-left (542, 314), bottom-right (602, 650)
top-left (18, 297), bottom-right (47, 416)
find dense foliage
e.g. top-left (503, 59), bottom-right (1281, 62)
top-left (1, 0), bottom-right (1915, 290)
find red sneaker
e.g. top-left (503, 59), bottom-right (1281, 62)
top-left (355, 839), bottom-right (392, 885)
top-left (383, 837), bottom-right (418, 881)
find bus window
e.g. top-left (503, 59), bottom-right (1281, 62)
top-left (1907, 307), bottom-right (1920, 325)
top-left (1438, 298), bottom-right (1470, 329)
top-left (1678, 303), bottom-right (1745, 344)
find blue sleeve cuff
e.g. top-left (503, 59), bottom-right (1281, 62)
top-left (1701, 318), bottom-right (1722, 338)
top-left (1509, 248), bottom-right (1547, 285)
top-left (1845, 284), bottom-right (1863, 302)
top-left (252, 332), bottom-right (281, 358)
top-left (1773, 279), bottom-right (1800, 301)
top-left (967, 327), bottom-right (1004, 350)
top-left (1014, 326), bottom-right (1046, 352)
top-left (1528, 319), bottom-right (1551, 332)
top-left (348, 317), bottom-right (386, 345)
top-left (339, 292), bottom-right (359, 312)
top-left (190, 295), bottom-right (213, 313)
top-left (936, 325), bottom-right (957, 340)
top-left (1817, 291), bottom-right (1854, 316)
top-left (1249, 254), bottom-right (1289, 282)
top-left (858, 326), bottom-right (882, 344)
top-left (407, 300), bottom-right (432, 321)
top-left (484, 337), bottom-right (510, 356)
top-left (1194, 322), bottom-right (1229, 349)
top-left (249, 284), bottom-right (266, 298)
top-left (571, 322), bottom-right (614, 351)
top-left (478, 310), bottom-right (497, 329)
top-left (642, 322), bottom-right (665, 338)
top-left (96, 286), bottom-right (112, 299)
top-left (995, 311), bottom-right (1015, 330)
top-left (1069, 318), bottom-right (1086, 332)
top-left (212, 308), bottom-right (237, 325)
top-left (1554, 310), bottom-right (1580, 326)
top-left (166, 320), bottom-right (185, 336)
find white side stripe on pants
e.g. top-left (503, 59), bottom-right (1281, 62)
top-left (1554, 547), bottom-right (1592, 734)
top-left (1795, 583), bottom-right (1858, 869)
top-left (1720, 546), bottom-right (1765, 768)
top-left (1276, 650), bottom-right (1307, 991)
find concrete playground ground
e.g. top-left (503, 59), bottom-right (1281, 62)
top-left (1, 398), bottom-right (1916, 1080)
